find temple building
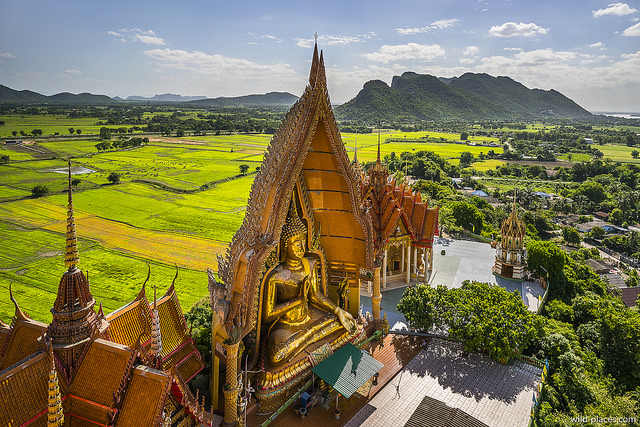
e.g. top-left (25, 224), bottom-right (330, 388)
top-left (492, 195), bottom-right (527, 280)
top-left (0, 166), bottom-right (208, 426)
top-left (210, 42), bottom-right (438, 425)
top-left (361, 138), bottom-right (438, 289)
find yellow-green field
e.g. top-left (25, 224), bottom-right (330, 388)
top-left (2, 126), bottom-right (632, 323)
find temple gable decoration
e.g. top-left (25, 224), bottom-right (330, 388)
top-left (213, 42), bottom-right (374, 420)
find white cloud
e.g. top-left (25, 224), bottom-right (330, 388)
top-left (261, 35), bottom-right (283, 43)
top-left (295, 32), bottom-right (375, 48)
top-left (460, 46), bottom-right (479, 64)
top-left (430, 19), bottom-right (459, 29)
top-left (134, 34), bottom-right (166, 45)
top-left (504, 47), bottom-right (523, 52)
top-left (108, 28), bottom-right (166, 45)
top-left (589, 41), bottom-right (604, 48)
top-left (0, 52), bottom-right (15, 59)
top-left (622, 22), bottom-right (640, 36)
top-left (64, 69), bottom-right (81, 75)
top-left (489, 22), bottom-right (548, 37)
top-left (396, 18), bottom-right (459, 35)
top-left (362, 43), bottom-right (446, 63)
top-left (592, 2), bottom-right (637, 17)
top-left (464, 46), bottom-right (479, 56)
top-left (144, 48), bottom-right (295, 78)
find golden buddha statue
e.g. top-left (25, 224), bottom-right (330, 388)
top-left (263, 208), bottom-right (357, 367)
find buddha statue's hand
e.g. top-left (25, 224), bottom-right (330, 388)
top-left (299, 276), bottom-right (311, 299)
top-left (336, 308), bottom-right (357, 333)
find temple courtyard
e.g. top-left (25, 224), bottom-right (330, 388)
top-left (361, 238), bottom-right (545, 329)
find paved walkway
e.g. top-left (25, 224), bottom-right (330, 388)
top-left (346, 338), bottom-right (541, 427)
top-left (362, 239), bottom-right (545, 314)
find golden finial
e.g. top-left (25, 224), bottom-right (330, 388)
top-left (64, 161), bottom-right (79, 270)
top-left (47, 349), bottom-right (64, 426)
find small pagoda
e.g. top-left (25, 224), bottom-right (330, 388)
top-left (493, 194), bottom-right (527, 280)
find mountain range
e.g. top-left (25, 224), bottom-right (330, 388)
top-left (334, 72), bottom-right (592, 122)
top-left (0, 85), bottom-right (297, 107)
top-left (1, 72), bottom-right (591, 120)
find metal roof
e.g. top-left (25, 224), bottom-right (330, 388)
top-left (311, 343), bottom-right (383, 399)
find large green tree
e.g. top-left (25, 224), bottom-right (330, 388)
top-left (397, 281), bottom-right (538, 361)
top-left (447, 201), bottom-right (484, 234)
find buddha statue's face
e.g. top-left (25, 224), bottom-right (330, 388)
top-left (285, 233), bottom-right (306, 261)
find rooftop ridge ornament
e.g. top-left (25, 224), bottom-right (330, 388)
top-left (150, 282), bottom-right (163, 357)
top-left (47, 347), bottom-right (64, 427)
top-left (65, 161), bottom-right (79, 270)
top-left (9, 282), bottom-right (28, 321)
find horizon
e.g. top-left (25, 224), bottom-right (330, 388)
top-left (1, 0), bottom-right (640, 111)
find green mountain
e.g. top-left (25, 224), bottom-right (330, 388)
top-left (0, 85), bottom-right (49, 104)
top-left (447, 73), bottom-right (591, 118)
top-left (335, 72), bottom-right (591, 122)
top-left (184, 92), bottom-right (298, 107)
top-left (0, 85), bottom-right (117, 105)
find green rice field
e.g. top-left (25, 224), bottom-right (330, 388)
top-left (0, 125), bottom-right (634, 323)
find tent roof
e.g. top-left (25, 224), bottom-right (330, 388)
top-left (311, 343), bottom-right (383, 399)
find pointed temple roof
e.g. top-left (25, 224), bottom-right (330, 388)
top-left (362, 141), bottom-right (439, 250)
top-left (1, 164), bottom-right (206, 425)
top-left (218, 41), bottom-right (376, 338)
top-left (501, 192), bottom-right (526, 241)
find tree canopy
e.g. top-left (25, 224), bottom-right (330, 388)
top-left (397, 281), bottom-right (538, 361)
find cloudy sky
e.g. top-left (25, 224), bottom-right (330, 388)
top-left (1, 0), bottom-right (639, 111)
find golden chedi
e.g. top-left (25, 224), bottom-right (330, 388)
top-left (263, 205), bottom-right (357, 367)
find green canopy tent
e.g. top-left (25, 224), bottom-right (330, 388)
top-left (311, 343), bottom-right (383, 411)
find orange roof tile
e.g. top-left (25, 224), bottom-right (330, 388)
top-left (0, 318), bottom-right (47, 370)
top-left (0, 351), bottom-right (49, 426)
top-left (105, 298), bottom-right (152, 347)
top-left (70, 339), bottom-right (134, 408)
top-left (117, 366), bottom-right (171, 426)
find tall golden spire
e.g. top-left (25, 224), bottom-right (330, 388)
top-left (150, 282), bottom-right (163, 357)
top-left (64, 161), bottom-right (79, 270)
top-left (353, 132), bottom-right (358, 163)
top-left (47, 351), bottom-right (64, 426)
top-left (377, 127), bottom-right (381, 162)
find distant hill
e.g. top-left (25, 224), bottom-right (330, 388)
top-left (335, 72), bottom-right (591, 122)
top-left (0, 85), bottom-right (49, 104)
top-left (0, 85), bottom-right (118, 105)
top-left (184, 92), bottom-right (298, 107)
top-left (124, 93), bottom-right (207, 102)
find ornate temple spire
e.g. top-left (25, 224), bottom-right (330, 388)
top-left (48, 161), bottom-right (101, 377)
top-left (353, 132), bottom-right (358, 163)
top-left (47, 350), bottom-right (64, 426)
top-left (65, 161), bottom-right (79, 271)
top-left (370, 127), bottom-right (388, 190)
top-left (309, 35), bottom-right (319, 87)
top-left (150, 283), bottom-right (162, 357)
top-left (377, 127), bottom-right (381, 162)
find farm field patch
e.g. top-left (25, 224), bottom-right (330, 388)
top-left (0, 246), bottom-right (207, 324)
top-left (43, 216), bottom-right (226, 271)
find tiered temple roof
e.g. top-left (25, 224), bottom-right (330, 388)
top-left (363, 141), bottom-right (439, 251)
top-left (0, 164), bottom-right (207, 426)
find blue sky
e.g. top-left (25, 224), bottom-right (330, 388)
top-left (1, 0), bottom-right (639, 111)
